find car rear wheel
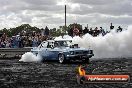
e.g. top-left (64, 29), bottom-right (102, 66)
top-left (58, 54), bottom-right (65, 64)
top-left (37, 53), bottom-right (43, 62)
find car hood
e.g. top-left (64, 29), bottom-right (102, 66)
top-left (31, 47), bottom-right (41, 52)
top-left (31, 47), bottom-right (89, 52)
top-left (54, 47), bottom-right (88, 51)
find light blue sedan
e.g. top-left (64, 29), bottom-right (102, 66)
top-left (31, 39), bottom-right (94, 63)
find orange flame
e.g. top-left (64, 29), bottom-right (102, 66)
top-left (78, 65), bottom-right (86, 76)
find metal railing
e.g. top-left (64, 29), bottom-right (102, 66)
top-left (0, 47), bottom-right (32, 59)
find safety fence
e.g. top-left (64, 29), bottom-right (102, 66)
top-left (0, 47), bottom-right (32, 59)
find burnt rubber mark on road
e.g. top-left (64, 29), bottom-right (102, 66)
top-left (0, 58), bottom-right (131, 88)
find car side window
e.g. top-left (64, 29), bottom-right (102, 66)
top-left (40, 42), bottom-right (48, 48)
top-left (47, 42), bottom-right (51, 48)
top-left (54, 42), bottom-right (59, 47)
top-left (47, 42), bottom-right (54, 48)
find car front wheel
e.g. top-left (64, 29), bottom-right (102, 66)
top-left (58, 54), bottom-right (65, 64)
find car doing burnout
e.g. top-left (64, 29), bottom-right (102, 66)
top-left (31, 39), bottom-right (94, 63)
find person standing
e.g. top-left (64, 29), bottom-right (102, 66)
top-left (110, 23), bottom-right (114, 30)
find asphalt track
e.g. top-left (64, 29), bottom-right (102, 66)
top-left (0, 58), bottom-right (132, 88)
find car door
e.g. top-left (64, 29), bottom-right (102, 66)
top-left (46, 48), bottom-right (60, 60)
top-left (39, 41), bottom-right (48, 59)
top-left (44, 42), bottom-right (58, 60)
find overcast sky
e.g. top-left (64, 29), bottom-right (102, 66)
top-left (0, 0), bottom-right (132, 30)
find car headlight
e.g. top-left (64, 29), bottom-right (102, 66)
top-left (70, 51), bottom-right (74, 55)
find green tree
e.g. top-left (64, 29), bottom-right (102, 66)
top-left (0, 24), bottom-right (41, 37)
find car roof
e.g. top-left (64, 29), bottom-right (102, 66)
top-left (41, 39), bottom-right (72, 43)
top-left (47, 40), bottom-right (54, 42)
top-left (41, 40), bottom-right (54, 43)
top-left (54, 39), bottom-right (72, 41)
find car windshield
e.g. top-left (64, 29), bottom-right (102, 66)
top-left (54, 41), bottom-right (72, 47)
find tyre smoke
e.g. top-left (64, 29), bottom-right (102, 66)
top-left (19, 52), bottom-right (42, 62)
top-left (72, 26), bottom-right (132, 58)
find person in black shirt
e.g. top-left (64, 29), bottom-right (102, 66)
top-left (110, 23), bottom-right (114, 30)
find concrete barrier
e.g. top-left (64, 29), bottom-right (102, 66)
top-left (0, 47), bottom-right (32, 59)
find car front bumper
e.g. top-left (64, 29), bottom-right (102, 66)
top-left (66, 54), bottom-right (94, 59)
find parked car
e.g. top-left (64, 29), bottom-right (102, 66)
top-left (31, 39), bottom-right (94, 63)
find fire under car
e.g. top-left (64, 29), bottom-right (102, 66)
top-left (31, 39), bottom-right (94, 63)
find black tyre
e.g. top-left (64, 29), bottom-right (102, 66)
top-left (37, 53), bottom-right (43, 62)
top-left (58, 54), bottom-right (65, 64)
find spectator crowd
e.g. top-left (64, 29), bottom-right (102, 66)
top-left (0, 32), bottom-right (44, 48)
top-left (0, 23), bottom-right (124, 48)
top-left (0, 26), bottom-right (50, 48)
top-left (68, 23), bottom-right (124, 37)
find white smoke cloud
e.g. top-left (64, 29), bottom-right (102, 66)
top-left (72, 25), bottom-right (132, 58)
top-left (19, 52), bottom-right (42, 62)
